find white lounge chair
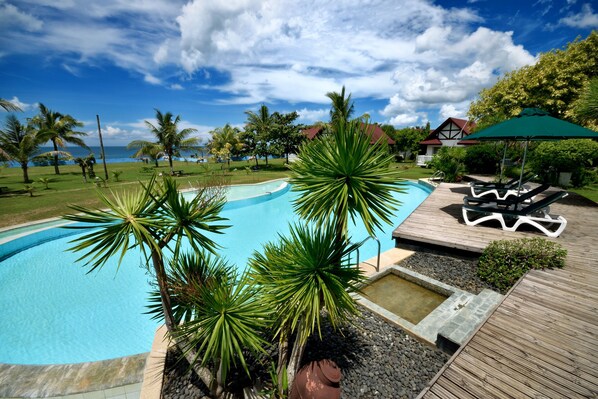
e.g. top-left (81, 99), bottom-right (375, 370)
top-left (469, 173), bottom-right (537, 200)
top-left (462, 191), bottom-right (568, 238)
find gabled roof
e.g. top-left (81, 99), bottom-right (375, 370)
top-left (420, 117), bottom-right (477, 146)
top-left (302, 123), bottom-right (395, 145)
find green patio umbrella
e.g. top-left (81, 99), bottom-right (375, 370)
top-left (466, 108), bottom-right (598, 189)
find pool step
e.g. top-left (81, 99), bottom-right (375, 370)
top-left (436, 289), bottom-right (504, 354)
top-left (359, 248), bottom-right (415, 276)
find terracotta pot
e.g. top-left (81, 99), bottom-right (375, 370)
top-left (290, 359), bottom-right (342, 399)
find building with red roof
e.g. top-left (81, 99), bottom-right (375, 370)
top-left (302, 123), bottom-right (395, 145)
top-left (417, 117), bottom-right (477, 166)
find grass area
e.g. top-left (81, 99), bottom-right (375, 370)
top-left (570, 183), bottom-right (598, 203)
top-left (0, 159), bottom-right (434, 228)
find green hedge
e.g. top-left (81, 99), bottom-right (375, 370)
top-left (478, 238), bottom-right (567, 292)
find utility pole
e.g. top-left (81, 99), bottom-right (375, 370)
top-left (96, 115), bottom-right (109, 180)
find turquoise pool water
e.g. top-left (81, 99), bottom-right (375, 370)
top-left (0, 180), bottom-right (430, 365)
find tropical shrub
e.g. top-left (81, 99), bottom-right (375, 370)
top-left (464, 143), bottom-right (502, 174)
top-left (529, 139), bottom-right (598, 187)
top-left (428, 146), bottom-right (466, 182)
top-left (478, 238), bottom-right (567, 292)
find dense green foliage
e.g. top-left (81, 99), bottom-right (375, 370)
top-left (428, 146), bottom-right (466, 182)
top-left (529, 139), bottom-right (598, 187)
top-left (463, 143), bottom-right (503, 175)
top-left (478, 238), bottom-right (567, 292)
top-left (469, 31), bottom-right (598, 129)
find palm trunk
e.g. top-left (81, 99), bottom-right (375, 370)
top-left (150, 249), bottom-right (176, 332)
top-left (287, 324), bottom-right (307, 392)
top-left (52, 140), bottom-right (60, 175)
top-left (265, 154), bottom-right (269, 166)
top-left (168, 154), bottom-right (174, 174)
top-left (254, 156), bottom-right (259, 167)
top-left (21, 162), bottom-right (30, 183)
top-left (277, 331), bottom-right (290, 392)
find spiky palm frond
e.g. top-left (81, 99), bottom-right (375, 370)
top-left (249, 222), bottom-right (363, 344)
top-left (290, 119), bottom-right (405, 237)
top-left (146, 251), bottom-right (232, 324)
top-left (0, 98), bottom-right (22, 112)
top-left (176, 270), bottom-right (270, 384)
top-left (576, 77), bottom-right (598, 124)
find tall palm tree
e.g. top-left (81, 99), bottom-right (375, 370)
top-left (134, 109), bottom-right (198, 174)
top-left (63, 176), bottom-right (232, 394)
top-left (31, 103), bottom-right (88, 175)
top-left (244, 104), bottom-right (273, 166)
top-left (0, 115), bottom-right (41, 183)
top-left (0, 98), bottom-right (22, 112)
top-left (326, 85), bottom-right (355, 127)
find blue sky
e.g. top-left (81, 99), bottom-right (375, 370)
top-left (1, 0), bottom-right (596, 146)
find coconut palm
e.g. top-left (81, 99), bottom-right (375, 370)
top-left (0, 98), bottom-right (22, 112)
top-left (249, 222), bottom-right (362, 391)
top-left (207, 124), bottom-right (243, 166)
top-left (31, 103), bottom-right (88, 175)
top-left (132, 109), bottom-right (198, 175)
top-left (244, 105), bottom-right (273, 166)
top-left (326, 85), bottom-right (354, 127)
top-left (290, 119), bottom-right (405, 242)
top-left (127, 141), bottom-right (164, 167)
top-left (0, 115), bottom-right (41, 183)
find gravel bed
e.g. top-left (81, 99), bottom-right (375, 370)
top-left (397, 251), bottom-right (498, 294)
top-left (161, 250), bottom-right (489, 398)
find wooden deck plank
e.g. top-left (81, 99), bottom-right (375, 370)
top-left (468, 339), bottom-right (593, 399)
top-left (407, 183), bottom-right (598, 399)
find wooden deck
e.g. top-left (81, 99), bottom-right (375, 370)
top-left (392, 183), bottom-right (598, 399)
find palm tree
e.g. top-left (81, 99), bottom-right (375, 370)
top-left (244, 105), bottom-right (273, 166)
top-left (290, 119), bottom-right (405, 242)
top-left (249, 223), bottom-right (363, 391)
top-left (31, 103), bottom-right (88, 175)
top-left (64, 176), bottom-right (229, 332)
top-left (173, 255), bottom-right (270, 398)
top-left (127, 141), bottom-right (163, 167)
top-left (0, 98), bottom-right (22, 112)
top-left (134, 109), bottom-right (198, 175)
top-left (326, 86), bottom-right (355, 127)
top-left (207, 124), bottom-right (243, 166)
top-left (63, 176), bottom-right (242, 396)
top-left (0, 115), bottom-right (41, 183)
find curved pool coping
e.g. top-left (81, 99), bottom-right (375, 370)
top-left (0, 178), bottom-right (432, 397)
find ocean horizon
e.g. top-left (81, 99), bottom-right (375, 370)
top-left (5, 146), bottom-right (208, 168)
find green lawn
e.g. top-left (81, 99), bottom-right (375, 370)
top-left (0, 159), bottom-right (435, 228)
top-left (11, 159), bottom-right (597, 229)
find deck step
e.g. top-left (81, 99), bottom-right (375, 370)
top-left (436, 289), bottom-right (503, 353)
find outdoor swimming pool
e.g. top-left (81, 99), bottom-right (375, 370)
top-left (0, 180), bottom-right (431, 365)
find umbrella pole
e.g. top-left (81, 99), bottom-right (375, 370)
top-left (499, 142), bottom-right (508, 182)
top-left (517, 141), bottom-right (529, 196)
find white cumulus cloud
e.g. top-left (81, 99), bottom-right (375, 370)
top-left (560, 3), bottom-right (598, 28)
